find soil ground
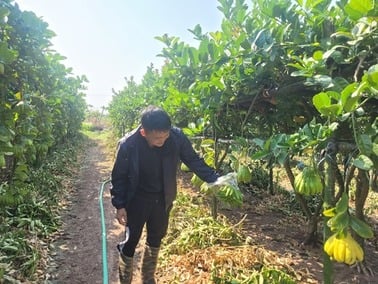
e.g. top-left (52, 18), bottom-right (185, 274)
top-left (45, 135), bottom-right (378, 284)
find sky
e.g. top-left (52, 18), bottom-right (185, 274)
top-left (14, 0), bottom-right (224, 110)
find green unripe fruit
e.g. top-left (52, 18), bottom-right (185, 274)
top-left (180, 163), bottom-right (190, 172)
top-left (191, 174), bottom-right (204, 187)
top-left (294, 166), bottom-right (323, 195)
top-left (237, 165), bottom-right (252, 183)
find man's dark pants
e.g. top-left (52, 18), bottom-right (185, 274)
top-left (121, 191), bottom-right (170, 257)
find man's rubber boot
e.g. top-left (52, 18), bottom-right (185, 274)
top-left (141, 245), bottom-right (160, 284)
top-left (119, 253), bottom-right (133, 284)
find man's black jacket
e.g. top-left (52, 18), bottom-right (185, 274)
top-left (110, 126), bottom-right (218, 210)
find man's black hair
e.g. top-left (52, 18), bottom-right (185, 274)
top-left (141, 105), bottom-right (171, 131)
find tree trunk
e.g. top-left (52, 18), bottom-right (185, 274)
top-left (323, 145), bottom-right (337, 284)
top-left (354, 169), bottom-right (370, 246)
top-left (269, 166), bottom-right (274, 195)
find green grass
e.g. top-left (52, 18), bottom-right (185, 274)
top-left (0, 137), bottom-right (82, 282)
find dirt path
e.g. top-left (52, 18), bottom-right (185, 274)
top-left (45, 136), bottom-right (137, 284)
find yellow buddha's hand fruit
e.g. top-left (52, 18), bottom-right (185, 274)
top-left (324, 232), bottom-right (364, 265)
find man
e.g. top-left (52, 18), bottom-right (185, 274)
top-left (111, 106), bottom-right (219, 284)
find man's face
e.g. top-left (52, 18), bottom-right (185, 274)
top-left (140, 128), bottom-right (170, 147)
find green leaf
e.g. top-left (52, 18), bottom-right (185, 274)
top-left (313, 92), bottom-right (331, 109)
top-left (353, 154), bottom-right (374, 170)
top-left (251, 150), bottom-right (271, 160)
top-left (319, 104), bottom-right (343, 117)
top-left (350, 215), bottom-right (374, 238)
top-left (342, 94), bottom-right (359, 112)
top-left (335, 192), bottom-right (349, 214)
top-left (0, 126), bottom-right (14, 143)
top-left (291, 70), bottom-right (311, 77)
top-left (348, 0), bottom-right (374, 13)
top-left (0, 42), bottom-right (17, 64)
top-left (327, 211), bottom-right (350, 232)
top-left (2, 245), bottom-right (19, 252)
top-left (188, 47), bottom-right (199, 66)
top-left (252, 138), bottom-right (265, 148)
top-left (207, 42), bottom-right (216, 60)
top-left (366, 64), bottom-right (378, 89)
top-left (331, 31), bottom-right (353, 39)
top-left (13, 164), bottom-right (29, 182)
top-left (201, 139), bottom-right (215, 148)
top-left (357, 134), bottom-right (372, 155)
top-left (313, 91), bottom-right (342, 117)
top-left (313, 75), bottom-right (333, 88)
top-left (209, 31), bottom-right (222, 42)
top-left (0, 7), bottom-right (10, 19)
top-left (276, 151), bottom-right (288, 165)
top-left (344, 0), bottom-right (374, 20)
top-left (210, 77), bottom-right (225, 90)
top-left (341, 83), bottom-right (360, 112)
top-left (188, 24), bottom-right (203, 39)
top-left (240, 39), bottom-right (251, 50)
top-left (0, 154), bottom-right (5, 168)
top-left (373, 142), bottom-right (378, 156)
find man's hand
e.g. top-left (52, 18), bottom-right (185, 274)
top-left (206, 172), bottom-right (238, 188)
top-left (116, 208), bottom-right (127, 225)
top-left (206, 181), bottom-right (218, 188)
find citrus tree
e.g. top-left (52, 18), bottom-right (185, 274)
top-left (108, 0), bottom-right (377, 282)
top-left (0, 1), bottom-right (87, 209)
top-left (0, 1), bottom-right (88, 280)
